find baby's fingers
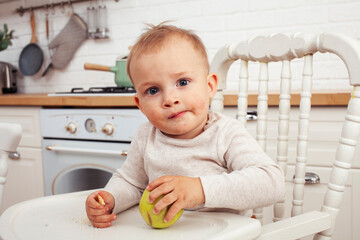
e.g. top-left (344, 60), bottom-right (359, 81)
top-left (88, 214), bottom-right (117, 228)
top-left (86, 205), bottom-right (111, 216)
top-left (164, 202), bottom-right (183, 223)
top-left (99, 191), bottom-right (115, 206)
top-left (153, 192), bottom-right (176, 214)
top-left (92, 222), bottom-right (112, 228)
top-left (147, 175), bottom-right (173, 191)
top-left (86, 191), bottom-right (103, 208)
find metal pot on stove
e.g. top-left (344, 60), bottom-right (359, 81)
top-left (83, 52), bottom-right (132, 87)
top-left (0, 62), bottom-right (17, 94)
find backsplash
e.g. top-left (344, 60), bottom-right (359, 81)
top-left (0, 0), bottom-right (359, 94)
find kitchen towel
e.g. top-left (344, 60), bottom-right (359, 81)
top-left (48, 13), bottom-right (87, 69)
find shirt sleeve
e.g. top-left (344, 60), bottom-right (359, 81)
top-left (200, 121), bottom-right (285, 211)
top-left (105, 125), bottom-right (149, 214)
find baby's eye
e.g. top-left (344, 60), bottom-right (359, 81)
top-left (146, 87), bottom-right (159, 95)
top-left (177, 79), bottom-right (189, 87)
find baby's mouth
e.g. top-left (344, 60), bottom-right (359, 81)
top-left (168, 111), bottom-right (187, 119)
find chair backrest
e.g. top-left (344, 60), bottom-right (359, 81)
top-left (0, 123), bottom-right (22, 210)
top-left (210, 33), bottom-right (360, 239)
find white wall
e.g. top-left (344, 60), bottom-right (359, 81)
top-left (0, 0), bottom-right (359, 94)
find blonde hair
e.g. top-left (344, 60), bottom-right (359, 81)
top-left (126, 22), bottom-right (209, 83)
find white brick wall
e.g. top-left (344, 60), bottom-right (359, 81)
top-left (0, 0), bottom-right (359, 93)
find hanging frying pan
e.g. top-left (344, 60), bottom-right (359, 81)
top-left (19, 12), bottom-right (44, 76)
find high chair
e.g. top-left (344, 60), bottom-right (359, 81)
top-left (1, 33), bottom-right (359, 240)
top-left (210, 32), bottom-right (360, 239)
top-left (0, 123), bottom-right (22, 209)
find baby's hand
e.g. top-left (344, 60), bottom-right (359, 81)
top-left (85, 190), bottom-right (117, 228)
top-left (146, 176), bottom-right (205, 223)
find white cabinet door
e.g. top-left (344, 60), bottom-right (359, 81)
top-left (0, 147), bottom-right (44, 214)
top-left (0, 107), bottom-right (44, 214)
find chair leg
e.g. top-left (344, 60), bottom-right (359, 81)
top-left (0, 154), bottom-right (8, 208)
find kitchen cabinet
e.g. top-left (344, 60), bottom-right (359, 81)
top-left (0, 106), bottom-right (44, 214)
top-left (223, 106), bottom-right (360, 240)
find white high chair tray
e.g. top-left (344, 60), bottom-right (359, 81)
top-left (0, 190), bottom-right (261, 240)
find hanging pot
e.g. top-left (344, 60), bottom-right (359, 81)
top-left (84, 53), bottom-right (132, 87)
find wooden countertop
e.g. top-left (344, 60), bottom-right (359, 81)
top-left (0, 93), bottom-right (137, 107)
top-left (0, 90), bottom-right (351, 107)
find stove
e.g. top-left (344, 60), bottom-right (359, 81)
top-left (48, 87), bottom-right (136, 96)
top-left (40, 108), bottom-right (147, 195)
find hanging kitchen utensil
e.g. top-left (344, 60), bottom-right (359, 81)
top-left (42, 13), bottom-right (87, 77)
top-left (45, 11), bottom-right (49, 41)
top-left (96, 1), bottom-right (109, 38)
top-left (87, 4), bottom-right (97, 39)
top-left (19, 11), bottom-right (44, 76)
top-left (83, 53), bottom-right (132, 87)
top-left (44, 9), bottom-right (53, 70)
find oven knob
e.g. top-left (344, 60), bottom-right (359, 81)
top-left (102, 123), bottom-right (114, 135)
top-left (65, 122), bottom-right (77, 134)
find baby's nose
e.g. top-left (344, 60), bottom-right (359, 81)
top-left (163, 92), bottom-right (180, 108)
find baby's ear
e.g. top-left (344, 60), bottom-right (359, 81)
top-left (134, 94), bottom-right (143, 112)
top-left (207, 73), bottom-right (218, 98)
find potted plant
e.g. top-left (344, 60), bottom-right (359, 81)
top-left (0, 24), bottom-right (15, 51)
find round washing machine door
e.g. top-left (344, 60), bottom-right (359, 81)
top-left (52, 164), bottom-right (114, 195)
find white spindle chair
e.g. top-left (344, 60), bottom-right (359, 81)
top-left (210, 32), bottom-right (360, 240)
top-left (0, 123), bottom-right (22, 210)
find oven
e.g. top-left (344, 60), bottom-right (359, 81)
top-left (40, 108), bottom-right (147, 196)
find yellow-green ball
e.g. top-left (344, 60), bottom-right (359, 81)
top-left (139, 189), bottom-right (184, 229)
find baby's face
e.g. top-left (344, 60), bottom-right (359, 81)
top-left (131, 37), bottom-right (217, 139)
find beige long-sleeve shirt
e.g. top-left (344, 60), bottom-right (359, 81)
top-left (105, 111), bottom-right (285, 216)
